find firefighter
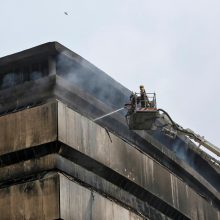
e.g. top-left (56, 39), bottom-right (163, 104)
top-left (138, 85), bottom-right (149, 108)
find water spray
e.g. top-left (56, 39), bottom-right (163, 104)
top-left (93, 107), bottom-right (124, 122)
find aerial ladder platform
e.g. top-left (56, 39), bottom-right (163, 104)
top-left (124, 89), bottom-right (220, 161)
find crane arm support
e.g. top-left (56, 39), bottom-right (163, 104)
top-left (158, 109), bottom-right (220, 158)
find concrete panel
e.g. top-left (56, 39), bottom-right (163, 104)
top-left (92, 193), bottom-right (144, 220)
top-left (0, 102), bottom-right (57, 155)
top-left (109, 135), bottom-right (143, 184)
top-left (153, 162), bottom-right (172, 204)
top-left (58, 102), bottom-right (111, 166)
top-left (142, 155), bottom-right (155, 193)
top-left (59, 174), bottom-right (144, 220)
top-left (188, 186), bottom-right (219, 220)
top-left (170, 174), bottom-right (189, 213)
top-left (0, 173), bottom-right (60, 220)
top-left (60, 173), bottom-right (92, 220)
top-left (58, 101), bottom-right (220, 220)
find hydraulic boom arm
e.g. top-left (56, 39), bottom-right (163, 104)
top-left (158, 109), bottom-right (220, 159)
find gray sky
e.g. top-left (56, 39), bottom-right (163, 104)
top-left (1, 0), bottom-right (220, 147)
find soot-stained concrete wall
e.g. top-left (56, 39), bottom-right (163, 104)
top-left (58, 101), bottom-right (220, 220)
top-left (0, 101), bottom-right (57, 155)
top-left (60, 174), bottom-right (144, 220)
top-left (0, 173), bottom-right (60, 220)
top-left (0, 172), bottom-right (144, 220)
top-left (0, 100), bottom-right (219, 219)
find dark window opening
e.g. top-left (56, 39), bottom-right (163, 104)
top-left (0, 60), bottom-right (49, 90)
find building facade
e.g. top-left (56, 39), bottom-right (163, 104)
top-left (0, 42), bottom-right (219, 220)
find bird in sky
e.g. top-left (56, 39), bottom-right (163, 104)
top-left (64, 12), bottom-right (68, 15)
